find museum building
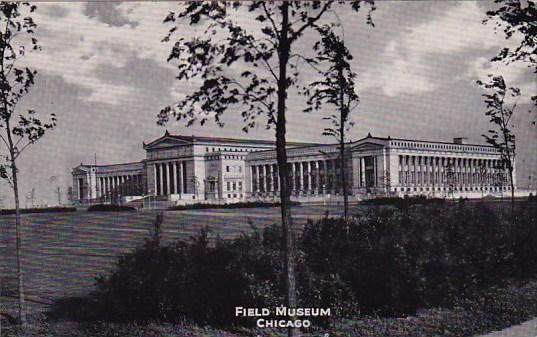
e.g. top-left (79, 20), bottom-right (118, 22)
top-left (72, 132), bottom-right (514, 204)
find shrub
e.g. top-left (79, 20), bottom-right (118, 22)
top-left (0, 207), bottom-right (76, 215)
top-left (87, 204), bottom-right (135, 212)
top-left (359, 196), bottom-right (445, 209)
top-left (168, 201), bottom-right (300, 211)
top-left (76, 224), bottom-right (284, 327)
top-left (62, 201), bottom-right (537, 328)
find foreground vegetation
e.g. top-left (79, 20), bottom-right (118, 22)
top-left (87, 204), bottom-right (136, 212)
top-left (3, 278), bottom-right (537, 337)
top-left (20, 199), bottom-right (532, 337)
top-left (168, 201), bottom-right (300, 211)
top-left (0, 207), bottom-right (76, 215)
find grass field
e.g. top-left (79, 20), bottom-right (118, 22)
top-left (0, 203), bottom-right (347, 316)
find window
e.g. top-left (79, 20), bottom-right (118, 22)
top-left (227, 182), bottom-right (230, 191)
top-left (226, 166), bottom-right (230, 172)
top-left (232, 182), bottom-right (236, 191)
top-left (238, 166), bottom-right (242, 173)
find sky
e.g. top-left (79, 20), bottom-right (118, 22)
top-left (0, 1), bottom-right (535, 207)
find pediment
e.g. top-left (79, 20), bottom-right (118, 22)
top-left (350, 142), bottom-right (386, 152)
top-left (144, 136), bottom-right (192, 150)
top-left (72, 166), bottom-right (89, 175)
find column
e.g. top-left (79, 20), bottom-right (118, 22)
top-left (154, 164), bottom-right (159, 196)
top-left (360, 157), bottom-right (365, 187)
top-left (173, 162), bottom-right (178, 195)
top-left (299, 162), bottom-right (304, 194)
top-left (251, 166), bottom-right (256, 194)
top-left (165, 162), bottom-right (171, 195)
top-left (159, 163), bottom-right (164, 196)
top-left (254, 165), bottom-right (259, 194)
top-left (265, 164), bottom-right (271, 193)
top-left (414, 156), bottom-right (423, 186)
top-left (264, 164), bottom-right (269, 193)
top-left (307, 162), bottom-right (312, 194)
top-left (178, 161), bottom-right (183, 194)
top-left (267, 164), bottom-right (275, 192)
top-left (182, 161), bottom-right (187, 193)
top-left (425, 157), bottom-right (429, 186)
top-left (373, 156), bottom-right (378, 187)
top-left (291, 162), bottom-right (296, 192)
top-left (315, 161), bottom-right (320, 194)
top-left (273, 164), bottom-right (279, 192)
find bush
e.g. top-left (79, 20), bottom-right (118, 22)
top-left (87, 204), bottom-right (135, 212)
top-left (65, 224), bottom-right (284, 327)
top-left (0, 207), bottom-right (76, 215)
top-left (331, 280), bottom-right (537, 337)
top-left (63, 201), bottom-right (537, 328)
top-left (168, 201), bottom-right (300, 211)
top-left (360, 195), bottom-right (445, 209)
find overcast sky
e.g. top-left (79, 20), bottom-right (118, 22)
top-left (0, 1), bottom-right (535, 207)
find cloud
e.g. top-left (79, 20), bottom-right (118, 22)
top-left (359, 1), bottom-right (523, 97)
top-left (468, 56), bottom-right (536, 105)
top-left (84, 2), bottom-right (138, 28)
top-left (21, 2), bottom-right (177, 106)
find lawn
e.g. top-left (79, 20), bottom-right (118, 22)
top-left (0, 204), bottom-right (346, 316)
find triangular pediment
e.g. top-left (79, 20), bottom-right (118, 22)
top-left (72, 166), bottom-right (89, 174)
top-left (144, 136), bottom-right (192, 150)
top-left (350, 141), bottom-right (386, 152)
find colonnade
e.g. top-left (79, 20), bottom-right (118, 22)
top-left (98, 174), bottom-right (144, 198)
top-left (251, 159), bottom-right (344, 196)
top-left (355, 156), bottom-right (379, 188)
top-left (397, 155), bottom-right (510, 191)
top-left (154, 161), bottom-right (187, 196)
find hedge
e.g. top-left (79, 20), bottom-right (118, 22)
top-left (168, 201), bottom-right (300, 211)
top-left (87, 204), bottom-right (136, 212)
top-left (0, 207), bottom-right (77, 215)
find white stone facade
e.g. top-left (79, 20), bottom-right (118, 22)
top-left (72, 132), bottom-right (517, 204)
top-left (72, 161), bottom-right (146, 203)
top-left (246, 135), bottom-right (514, 201)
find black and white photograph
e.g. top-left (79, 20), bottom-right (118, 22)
top-left (0, 1), bottom-right (536, 336)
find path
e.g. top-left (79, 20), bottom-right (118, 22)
top-left (476, 318), bottom-right (537, 337)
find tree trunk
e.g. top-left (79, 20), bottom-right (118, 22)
top-left (276, 3), bottom-right (296, 337)
top-left (338, 67), bottom-right (349, 225)
top-left (5, 119), bottom-right (26, 328)
top-left (340, 135), bottom-right (348, 224)
top-left (509, 166), bottom-right (515, 216)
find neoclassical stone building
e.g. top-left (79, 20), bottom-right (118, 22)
top-left (247, 135), bottom-right (514, 201)
top-left (72, 132), bottom-right (515, 204)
